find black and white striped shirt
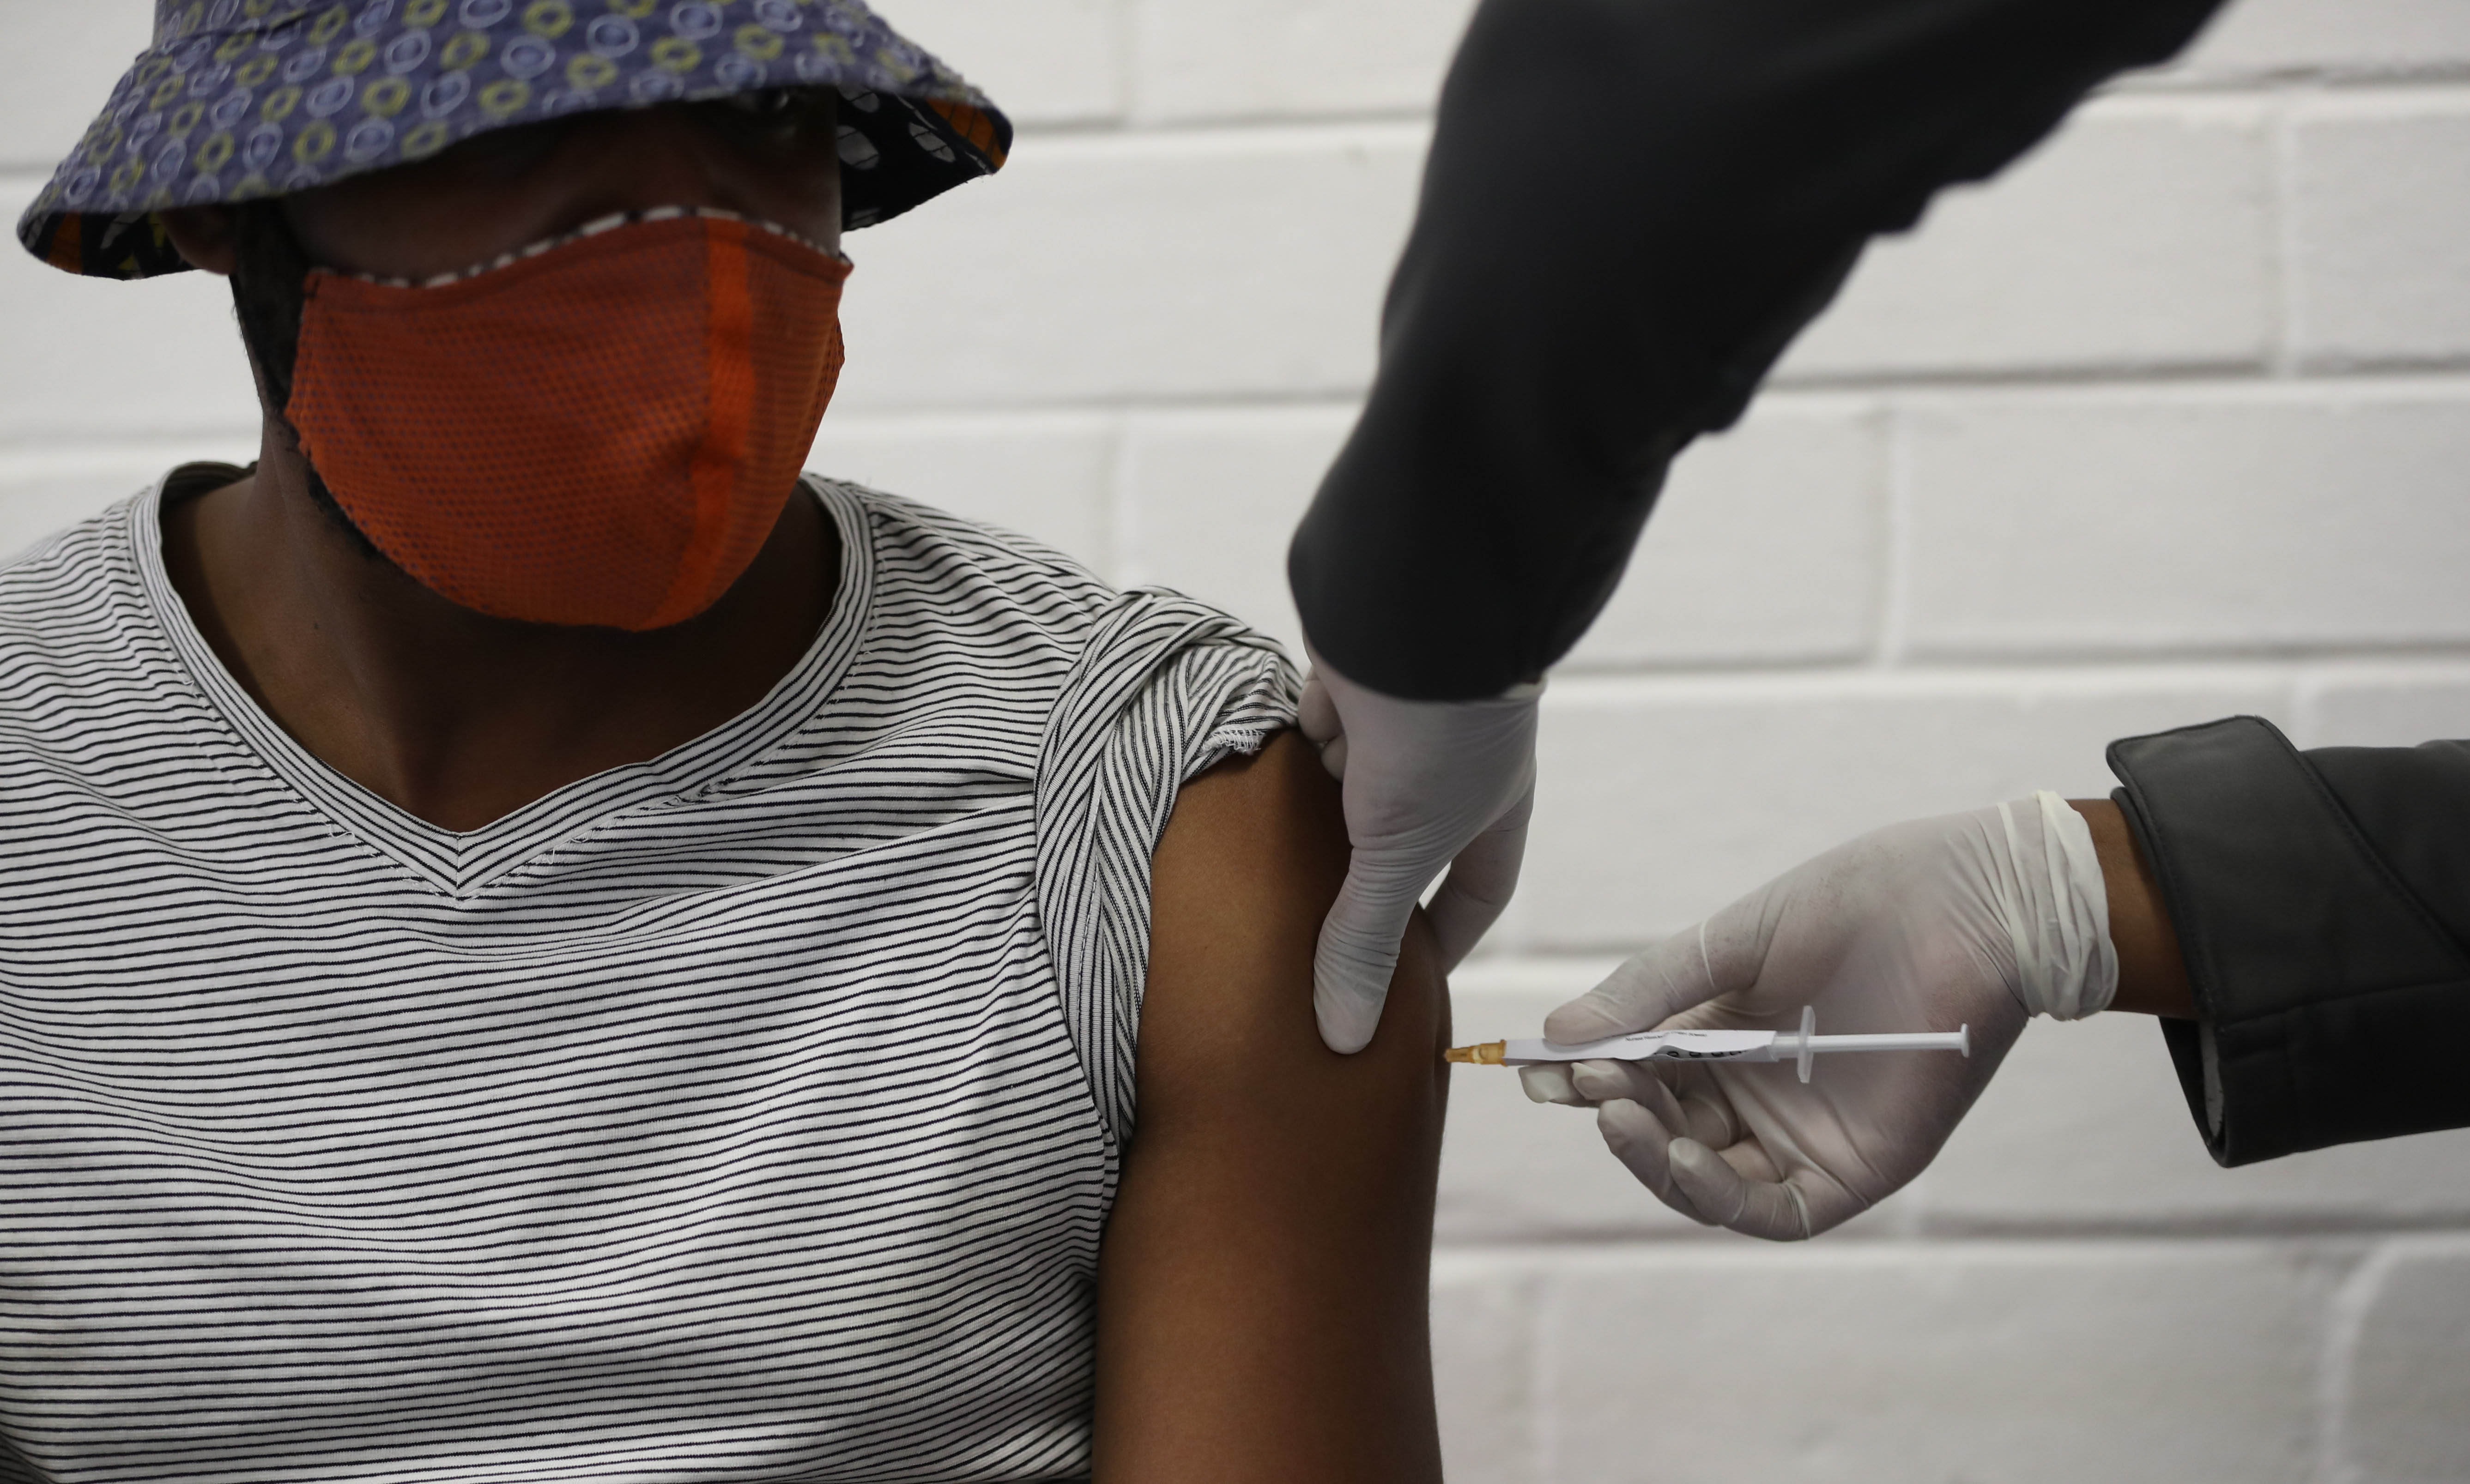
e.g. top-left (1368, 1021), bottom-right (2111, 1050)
top-left (0, 468), bottom-right (1296, 1483)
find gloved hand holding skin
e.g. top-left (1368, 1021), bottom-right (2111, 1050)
top-left (1300, 648), bottom-right (1540, 1053)
top-left (1523, 794), bottom-right (2148, 1239)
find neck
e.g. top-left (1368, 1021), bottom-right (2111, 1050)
top-left (161, 426), bottom-right (837, 832)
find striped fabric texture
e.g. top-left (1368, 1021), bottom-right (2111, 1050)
top-left (0, 470), bottom-right (1296, 1482)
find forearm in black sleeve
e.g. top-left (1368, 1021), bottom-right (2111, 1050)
top-left (2108, 718), bottom-right (2470, 1166)
top-left (1289, 0), bottom-right (2231, 700)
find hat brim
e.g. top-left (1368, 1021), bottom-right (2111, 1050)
top-left (16, 0), bottom-right (1010, 280)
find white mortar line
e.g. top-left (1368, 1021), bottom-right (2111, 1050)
top-left (2289, 672), bottom-right (2331, 751)
top-left (1530, 1266), bottom-right (1564, 1484)
top-left (1871, 403), bottom-right (1914, 670)
top-left (1538, 661), bottom-right (2311, 707)
top-left (1105, 0), bottom-right (1138, 132)
top-left (2291, 655), bottom-right (2470, 689)
top-left (996, 116), bottom-right (1436, 161)
top-left (2123, 64), bottom-right (2470, 94)
top-left (1532, 654), bottom-right (2470, 710)
top-left (828, 365), bottom-right (2470, 424)
top-left (2314, 1239), bottom-right (2393, 1484)
top-left (1774, 359), bottom-right (2470, 397)
top-left (1103, 409), bottom-right (1140, 590)
top-left (1514, 1267), bottom-right (1547, 1484)
top-left (1547, 647), bottom-right (2470, 685)
top-left (2268, 82), bottom-right (2309, 380)
top-left (1857, 397), bottom-right (1897, 666)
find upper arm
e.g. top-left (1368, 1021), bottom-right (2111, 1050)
top-left (1091, 730), bottom-right (1449, 1484)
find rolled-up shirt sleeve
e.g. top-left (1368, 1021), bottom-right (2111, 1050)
top-left (2108, 718), bottom-right (2470, 1165)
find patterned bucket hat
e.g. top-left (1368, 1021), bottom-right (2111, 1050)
top-left (17, 0), bottom-right (1011, 280)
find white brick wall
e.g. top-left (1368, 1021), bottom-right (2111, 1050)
top-left (1532, 1243), bottom-right (2331, 1484)
top-left (1128, 0), bottom-right (1479, 123)
top-left (2289, 92), bottom-right (2470, 368)
top-left (2337, 1243), bottom-right (2470, 1484)
top-left (7, 1), bottom-right (2469, 1476)
top-left (2173, 0), bottom-right (2470, 79)
top-left (1777, 97), bottom-right (2277, 380)
top-left (1898, 383), bottom-right (2470, 656)
top-left (834, 122), bottom-right (1424, 408)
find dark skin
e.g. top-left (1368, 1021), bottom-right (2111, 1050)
top-left (158, 102), bottom-right (1452, 1475)
top-left (158, 99), bottom-right (846, 832)
top-left (2070, 798), bottom-right (2197, 1018)
top-left (1107, 733), bottom-right (1448, 1483)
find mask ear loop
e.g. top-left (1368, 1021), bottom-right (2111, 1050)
top-left (226, 201), bottom-right (383, 557)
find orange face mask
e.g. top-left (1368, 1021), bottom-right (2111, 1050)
top-left (285, 211), bottom-right (850, 631)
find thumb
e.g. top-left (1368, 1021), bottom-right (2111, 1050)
top-left (1298, 673), bottom-right (1346, 780)
top-left (1313, 848), bottom-right (1430, 1054)
top-left (1545, 917), bottom-right (1739, 1044)
top-left (1423, 786), bottom-right (1532, 971)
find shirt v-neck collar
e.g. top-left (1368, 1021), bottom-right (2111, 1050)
top-left (133, 468), bottom-right (877, 899)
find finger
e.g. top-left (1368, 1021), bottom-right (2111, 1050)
top-left (1596, 1098), bottom-right (1711, 1225)
top-left (1669, 1064), bottom-right (1742, 1148)
top-left (1317, 731), bottom-right (1348, 781)
top-left (1714, 1136), bottom-right (1784, 1187)
top-left (1297, 676), bottom-right (1347, 780)
top-left (1312, 854), bottom-right (1429, 1054)
top-left (1709, 1141), bottom-right (1870, 1236)
top-left (1666, 1137), bottom-right (1812, 1241)
top-left (1520, 1064), bottom-right (1585, 1105)
top-left (1572, 1059), bottom-right (1738, 1148)
top-left (1544, 921), bottom-right (1731, 1044)
top-left (1568, 1056), bottom-right (1654, 1104)
top-left (1423, 789), bottom-right (1532, 971)
top-left (1570, 1060), bottom-right (1682, 1127)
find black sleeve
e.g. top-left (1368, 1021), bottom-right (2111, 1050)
top-left (1288, 0), bottom-right (2231, 700)
top-left (2107, 718), bottom-right (2470, 1166)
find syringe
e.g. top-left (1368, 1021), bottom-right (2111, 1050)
top-left (1445, 1007), bottom-right (1968, 1083)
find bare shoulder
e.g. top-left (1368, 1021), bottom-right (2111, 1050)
top-left (1092, 729), bottom-right (1448, 1484)
top-left (1140, 728), bottom-right (1451, 1116)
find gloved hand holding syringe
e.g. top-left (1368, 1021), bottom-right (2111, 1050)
top-left (1447, 1006), bottom-right (1969, 1083)
top-left (1477, 794), bottom-right (2108, 1241)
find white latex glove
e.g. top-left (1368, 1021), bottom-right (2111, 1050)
top-left (1300, 646), bottom-right (1541, 1053)
top-left (1522, 795), bottom-right (2114, 1239)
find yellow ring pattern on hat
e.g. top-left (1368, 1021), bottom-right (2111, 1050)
top-left (294, 119), bottom-right (336, 164)
top-left (364, 77), bottom-right (413, 117)
top-left (567, 52), bottom-right (618, 90)
top-left (402, 119), bottom-right (452, 158)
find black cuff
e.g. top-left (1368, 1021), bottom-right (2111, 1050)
top-left (2109, 717), bottom-right (2470, 1166)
